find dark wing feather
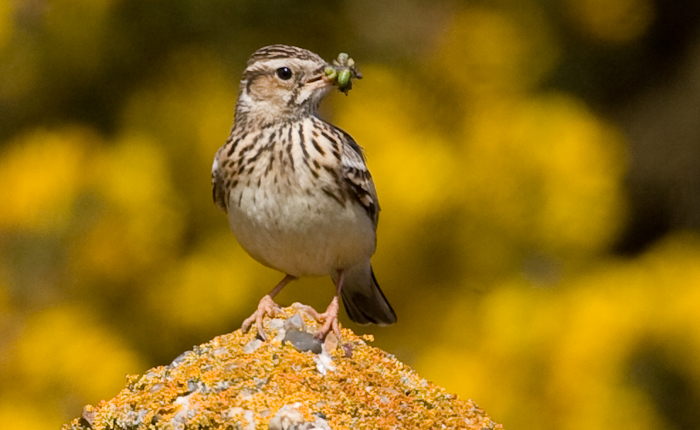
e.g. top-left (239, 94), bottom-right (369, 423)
top-left (211, 147), bottom-right (228, 213)
top-left (337, 129), bottom-right (380, 227)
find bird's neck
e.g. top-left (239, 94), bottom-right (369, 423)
top-left (234, 103), bottom-right (320, 131)
top-left (233, 86), bottom-right (323, 130)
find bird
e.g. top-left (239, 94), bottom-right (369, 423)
top-left (211, 45), bottom-right (396, 340)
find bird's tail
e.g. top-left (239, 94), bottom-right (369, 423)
top-left (334, 263), bottom-right (397, 326)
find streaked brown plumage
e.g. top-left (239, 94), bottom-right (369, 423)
top-left (212, 45), bottom-right (396, 339)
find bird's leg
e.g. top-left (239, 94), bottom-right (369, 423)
top-left (312, 270), bottom-right (345, 340)
top-left (241, 274), bottom-right (296, 340)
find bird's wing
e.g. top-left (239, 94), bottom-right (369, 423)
top-left (337, 129), bottom-right (380, 227)
top-left (211, 147), bottom-right (228, 213)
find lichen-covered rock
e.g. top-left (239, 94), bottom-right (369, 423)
top-left (63, 305), bottom-right (503, 430)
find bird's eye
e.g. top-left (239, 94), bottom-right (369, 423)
top-left (276, 67), bottom-right (293, 80)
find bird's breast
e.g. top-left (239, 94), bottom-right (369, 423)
top-left (222, 119), bottom-right (375, 277)
top-left (227, 182), bottom-right (375, 277)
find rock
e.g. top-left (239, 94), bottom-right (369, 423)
top-left (62, 307), bottom-right (503, 430)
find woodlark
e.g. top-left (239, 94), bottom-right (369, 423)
top-left (212, 45), bottom-right (396, 340)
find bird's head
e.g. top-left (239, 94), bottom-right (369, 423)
top-left (234, 45), bottom-right (360, 127)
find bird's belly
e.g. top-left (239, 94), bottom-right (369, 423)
top-left (227, 186), bottom-right (375, 277)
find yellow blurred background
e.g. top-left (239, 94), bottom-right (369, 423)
top-left (2, 1), bottom-right (700, 429)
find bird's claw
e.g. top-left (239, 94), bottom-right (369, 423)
top-left (295, 298), bottom-right (341, 340)
top-left (241, 295), bottom-right (285, 341)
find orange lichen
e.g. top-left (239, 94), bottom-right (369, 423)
top-left (63, 307), bottom-right (503, 429)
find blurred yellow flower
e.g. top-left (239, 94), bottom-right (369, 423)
top-left (70, 133), bottom-right (185, 281)
top-left (335, 65), bottom-right (458, 220)
top-left (0, 127), bottom-right (96, 232)
top-left (460, 93), bottom-right (628, 258)
top-left (420, 233), bottom-right (700, 430)
top-left (120, 49), bottom-right (236, 166)
top-left (146, 236), bottom-right (261, 333)
top-left (435, 6), bottom-right (559, 97)
top-left (119, 48), bottom-right (238, 231)
top-left (0, 401), bottom-right (59, 430)
top-left (11, 305), bottom-right (144, 420)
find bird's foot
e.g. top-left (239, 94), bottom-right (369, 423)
top-left (241, 295), bottom-right (285, 341)
top-left (295, 298), bottom-right (341, 340)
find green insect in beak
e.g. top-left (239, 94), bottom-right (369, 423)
top-left (326, 52), bottom-right (362, 95)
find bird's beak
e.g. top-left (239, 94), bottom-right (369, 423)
top-left (306, 68), bottom-right (334, 89)
top-left (321, 71), bottom-right (333, 85)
